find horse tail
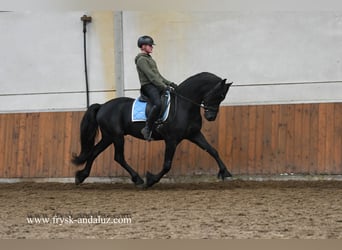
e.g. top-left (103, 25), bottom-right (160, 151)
top-left (72, 103), bottom-right (101, 165)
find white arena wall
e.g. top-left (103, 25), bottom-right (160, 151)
top-left (0, 11), bottom-right (117, 112)
top-left (122, 11), bottom-right (342, 105)
top-left (1, 11), bottom-right (342, 113)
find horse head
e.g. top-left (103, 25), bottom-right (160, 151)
top-left (203, 79), bottom-right (233, 121)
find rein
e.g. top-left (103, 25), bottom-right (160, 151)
top-left (162, 91), bottom-right (209, 125)
top-left (171, 81), bottom-right (222, 111)
top-left (171, 91), bottom-right (208, 109)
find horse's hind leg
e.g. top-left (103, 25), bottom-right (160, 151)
top-left (113, 136), bottom-right (144, 186)
top-left (75, 138), bottom-right (111, 185)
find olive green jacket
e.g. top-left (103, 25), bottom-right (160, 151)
top-left (135, 53), bottom-right (172, 90)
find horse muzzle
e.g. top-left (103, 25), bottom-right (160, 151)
top-left (204, 110), bottom-right (218, 121)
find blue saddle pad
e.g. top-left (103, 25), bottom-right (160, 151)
top-left (131, 91), bottom-right (171, 122)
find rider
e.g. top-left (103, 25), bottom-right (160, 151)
top-left (135, 35), bottom-right (177, 141)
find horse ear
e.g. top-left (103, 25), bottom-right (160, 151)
top-left (226, 81), bottom-right (233, 86)
top-left (221, 79), bottom-right (227, 85)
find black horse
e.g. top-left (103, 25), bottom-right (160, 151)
top-left (72, 72), bottom-right (233, 188)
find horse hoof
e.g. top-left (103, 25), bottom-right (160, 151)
top-left (133, 176), bottom-right (145, 186)
top-left (217, 170), bottom-right (232, 180)
top-left (145, 171), bottom-right (156, 188)
top-left (75, 171), bottom-right (86, 185)
top-left (75, 176), bottom-right (81, 185)
top-left (134, 178), bottom-right (146, 189)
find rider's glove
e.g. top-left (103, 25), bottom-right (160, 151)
top-left (169, 82), bottom-right (178, 89)
top-left (165, 85), bottom-right (174, 92)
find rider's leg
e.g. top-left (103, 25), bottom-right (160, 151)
top-left (140, 84), bottom-right (162, 140)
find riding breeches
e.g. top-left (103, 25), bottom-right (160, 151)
top-left (141, 83), bottom-right (163, 128)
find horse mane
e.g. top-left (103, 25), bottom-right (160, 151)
top-left (177, 72), bottom-right (222, 93)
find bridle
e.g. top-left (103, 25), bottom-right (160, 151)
top-left (170, 81), bottom-right (223, 112)
top-left (171, 91), bottom-right (218, 112)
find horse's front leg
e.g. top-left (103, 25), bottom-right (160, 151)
top-left (145, 140), bottom-right (178, 188)
top-left (188, 132), bottom-right (232, 180)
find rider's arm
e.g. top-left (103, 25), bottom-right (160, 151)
top-left (136, 57), bottom-right (168, 89)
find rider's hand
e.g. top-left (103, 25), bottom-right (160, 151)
top-left (169, 82), bottom-right (178, 89)
top-left (165, 85), bottom-right (174, 92)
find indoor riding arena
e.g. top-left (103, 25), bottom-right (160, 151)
top-left (1, 11), bottom-right (342, 239)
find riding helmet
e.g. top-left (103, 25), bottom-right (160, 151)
top-left (137, 35), bottom-right (155, 48)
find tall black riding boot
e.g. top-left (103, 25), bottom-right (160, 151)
top-left (141, 106), bottom-right (158, 141)
top-left (141, 124), bottom-right (152, 141)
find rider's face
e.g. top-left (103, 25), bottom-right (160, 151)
top-left (142, 44), bottom-right (153, 54)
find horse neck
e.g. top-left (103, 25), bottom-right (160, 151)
top-left (177, 80), bottom-right (217, 103)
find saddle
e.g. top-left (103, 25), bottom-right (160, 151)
top-left (131, 91), bottom-right (171, 123)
